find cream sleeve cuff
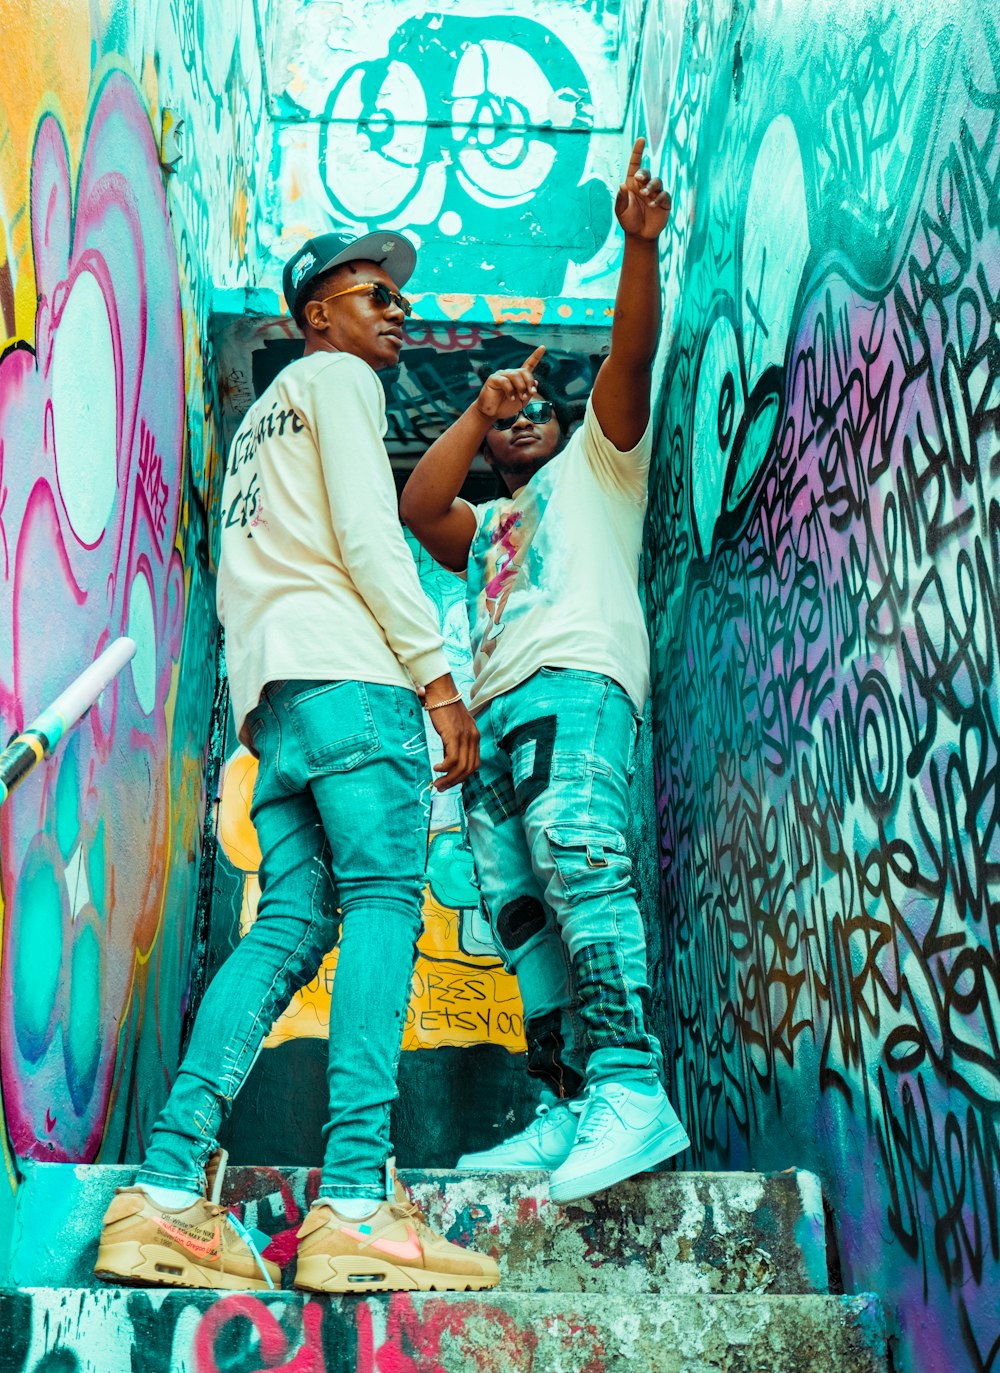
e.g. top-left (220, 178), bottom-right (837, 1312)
top-left (407, 647), bottom-right (453, 690)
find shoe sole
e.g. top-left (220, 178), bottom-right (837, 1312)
top-left (294, 1253), bottom-right (499, 1294)
top-left (94, 1240), bottom-right (276, 1291)
top-left (454, 1161), bottom-right (552, 1171)
top-left (548, 1121), bottom-right (691, 1204)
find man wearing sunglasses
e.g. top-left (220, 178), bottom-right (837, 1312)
top-left (401, 139), bottom-right (689, 1203)
top-left (95, 231), bottom-right (497, 1294)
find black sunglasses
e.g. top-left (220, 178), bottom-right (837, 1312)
top-left (317, 281), bottom-right (414, 317)
top-left (493, 400), bottom-right (554, 431)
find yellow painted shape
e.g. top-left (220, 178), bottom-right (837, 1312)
top-left (483, 295), bottom-right (546, 325)
top-left (431, 293), bottom-right (478, 322)
top-left (218, 751), bottom-right (262, 871)
top-left (218, 749), bottom-right (525, 1053)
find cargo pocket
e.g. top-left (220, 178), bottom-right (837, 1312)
top-left (287, 681), bottom-right (380, 773)
top-left (544, 824), bottom-right (631, 905)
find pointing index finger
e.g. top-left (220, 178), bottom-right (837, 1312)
top-left (524, 344), bottom-right (547, 372)
top-left (626, 136), bottom-right (646, 180)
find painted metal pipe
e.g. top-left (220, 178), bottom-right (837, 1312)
top-left (0, 637), bottom-right (137, 806)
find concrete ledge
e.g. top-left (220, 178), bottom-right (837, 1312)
top-left (11, 1163), bottom-right (828, 1295)
top-left (0, 1288), bottom-right (888, 1373)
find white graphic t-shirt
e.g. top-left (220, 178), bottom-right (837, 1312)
top-left (465, 396), bottom-right (652, 715)
top-left (218, 351), bottom-right (449, 745)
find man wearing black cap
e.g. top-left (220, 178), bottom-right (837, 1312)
top-left (94, 232), bottom-right (498, 1294)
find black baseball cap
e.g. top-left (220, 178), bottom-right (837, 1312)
top-left (282, 231), bottom-right (417, 317)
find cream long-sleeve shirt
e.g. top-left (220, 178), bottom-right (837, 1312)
top-left (217, 350), bottom-right (449, 745)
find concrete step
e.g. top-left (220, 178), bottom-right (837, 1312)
top-left (1, 1287), bottom-right (888, 1373)
top-left (10, 1162), bottom-right (830, 1296)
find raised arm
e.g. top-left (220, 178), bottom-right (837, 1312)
top-left (591, 137), bottom-right (670, 451)
top-left (400, 347), bottom-right (546, 570)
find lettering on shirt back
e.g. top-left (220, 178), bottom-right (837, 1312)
top-left (226, 400), bottom-right (305, 538)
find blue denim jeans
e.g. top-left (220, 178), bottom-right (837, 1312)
top-left (137, 678), bottom-right (429, 1201)
top-left (463, 668), bottom-right (663, 1098)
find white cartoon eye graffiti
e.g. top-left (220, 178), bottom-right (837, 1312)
top-left (323, 60), bottom-right (429, 219)
top-left (127, 566), bottom-right (157, 715)
top-left (690, 115), bottom-right (812, 556)
top-left (741, 114), bottom-right (811, 393)
top-left (451, 43), bottom-right (562, 205)
top-left (51, 269), bottom-right (119, 548)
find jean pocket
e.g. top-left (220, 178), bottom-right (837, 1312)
top-left (544, 823), bottom-right (631, 906)
top-left (286, 681), bottom-right (380, 773)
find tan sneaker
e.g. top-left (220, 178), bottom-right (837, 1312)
top-left (293, 1183), bottom-right (499, 1293)
top-left (94, 1155), bottom-right (281, 1291)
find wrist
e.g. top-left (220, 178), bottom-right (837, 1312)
top-left (422, 672), bottom-right (459, 706)
top-left (621, 231), bottom-right (661, 250)
top-left (470, 398), bottom-right (499, 431)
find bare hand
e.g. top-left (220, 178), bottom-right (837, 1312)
top-left (615, 137), bottom-right (671, 240)
top-left (427, 699), bottom-right (480, 789)
top-left (474, 346), bottom-right (547, 424)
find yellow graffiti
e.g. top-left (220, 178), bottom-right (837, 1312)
top-left (218, 748), bottom-right (525, 1053)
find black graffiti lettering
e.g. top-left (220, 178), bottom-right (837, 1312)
top-left (647, 16), bottom-right (1000, 1370)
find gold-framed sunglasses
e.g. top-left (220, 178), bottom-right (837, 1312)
top-left (315, 281), bottom-right (414, 317)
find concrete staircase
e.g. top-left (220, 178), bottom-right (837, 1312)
top-left (2, 1162), bottom-right (889, 1371)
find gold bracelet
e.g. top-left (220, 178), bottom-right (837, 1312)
top-left (423, 692), bottom-right (463, 711)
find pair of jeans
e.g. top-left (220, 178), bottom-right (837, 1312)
top-left (137, 678), bottom-right (429, 1201)
top-left (463, 667), bottom-right (663, 1098)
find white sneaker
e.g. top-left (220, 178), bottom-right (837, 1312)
top-left (455, 1099), bottom-right (580, 1170)
top-left (548, 1081), bottom-right (690, 1203)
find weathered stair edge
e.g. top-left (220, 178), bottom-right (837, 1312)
top-left (10, 1162), bottom-right (830, 1296)
top-left (1, 1288), bottom-right (888, 1373)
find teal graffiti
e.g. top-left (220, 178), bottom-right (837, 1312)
top-left (318, 15), bottom-right (613, 294)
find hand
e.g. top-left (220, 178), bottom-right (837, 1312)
top-left (423, 675), bottom-right (480, 789)
top-left (474, 346), bottom-right (547, 424)
top-left (615, 137), bottom-right (671, 240)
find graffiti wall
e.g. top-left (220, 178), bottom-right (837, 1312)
top-left (639, 0), bottom-right (1000, 1368)
top-left (0, 0), bottom-right (271, 1245)
top-left (260, 0), bottom-right (638, 318)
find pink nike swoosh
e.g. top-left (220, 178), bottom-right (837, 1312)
top-left (340, 1224), bottom-right (423, 1263)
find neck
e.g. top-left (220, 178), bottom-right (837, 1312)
top-left (497, 457), bottom-right (550, 493)
top-left (303, 335), bottom-right (340, 357)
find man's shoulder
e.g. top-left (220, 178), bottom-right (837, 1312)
top-left (284, 350), bottom-right (378, 389)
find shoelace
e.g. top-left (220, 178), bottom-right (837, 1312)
top-left (203, 1148), bottom-right (275, 1289)
top-left (226, 1211), bottom-right (276, 1289)
top-left (389, 1197), bottom-right (435, 1233)
top-left (387, 1197), bottom-right (438, 1248)
top-left (573, 1088), bottom-right (624, 1147)
top-left (518, 1099), bottom-right (573, 1137)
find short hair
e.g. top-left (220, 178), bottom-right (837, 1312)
top-left (293, 262), bottom-right (359, 333)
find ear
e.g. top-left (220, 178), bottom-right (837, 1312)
top-left (302, 294), bottom-right (328, 333)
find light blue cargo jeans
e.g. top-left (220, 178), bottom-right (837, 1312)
top-left (463, 667), bottom-right (663, 1099)
top-left (137, 678), bottom-right (429, 1201)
